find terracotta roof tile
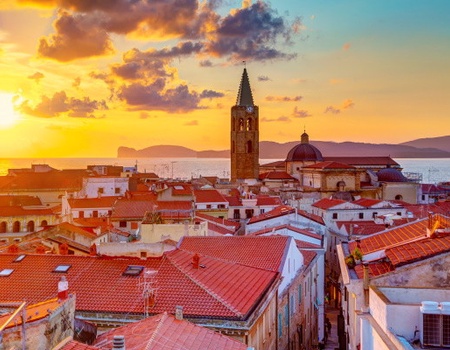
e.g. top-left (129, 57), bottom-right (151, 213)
top-left (259, 171), bottom-right (296, 180)
top-left (352, 198), bottom-right (382, 207)
top-left (323, 156), bottom-right (399, 167)
top-left (178, 235), bottom-right (290, 272)
top-left (312, 198), bottom-right (347, 210)
top-left (0, 170), bottom-right (86, 191)
top-left (68, 196), bottom-right (117, 209)
top-left (256, 195), bottom-right (282, 206)
top-left (0, 206), bottom-right (54, 216)
top-left (348, 218), bottom-right (428, 254)
top-left (303, 161), bottom-right (355, 170)
top-left (247, 205), bottom-right (295, 224)
top-left (61, 340), bottom-right (100, 350)
top-left (386, 234), bottom-right (450, 267)
top-left (225, 196), bottom-right (242, 207)
top-left (193, 189), bottom-right (227, 204)
top-left (353, 261), bottom-right (394, 279)
top-left (94, 312), bottom-right (247, 350)
top-left (297, 209), bottom-right (325, 225)
top-left (195, 213), bottom-right (240, 230)
top-left (111, 199), bottom-right (155, 219)
top-left (0, 250), bottom-right (278, 320)
top-left (0, 195), bottom-right (42, 206)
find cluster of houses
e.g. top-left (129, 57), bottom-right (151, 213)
top-left (1, 68), bottom-right (450, 349)
top-left (0, 158), bottom-right (448, 350)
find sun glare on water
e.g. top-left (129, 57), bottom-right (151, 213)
top-left (0, 92), bottom-right (21, 128)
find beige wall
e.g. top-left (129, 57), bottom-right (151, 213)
top-left (140, 221), bottom-right (208, 243)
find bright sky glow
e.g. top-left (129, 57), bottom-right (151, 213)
top-left (0, 0), bottom-right (449, 157)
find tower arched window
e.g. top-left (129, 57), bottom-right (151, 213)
top-left (13, 221), bottom-right (20, 233)
top-left (246, 118), bottom-right (252, 131)
top-left (27, 221), bottom-right (35, 232)
top-left (0, 221), bottom-right (6, 233)
top-left (247, 140), bottom-right (253, 153)
top-left (238, 118), bottom-right (244, 131)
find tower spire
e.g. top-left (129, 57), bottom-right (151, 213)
top-left (236, 68), bottom-right (254, 106)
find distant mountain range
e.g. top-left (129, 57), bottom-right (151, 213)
top-left (117, 135), bottom-right (450, 159)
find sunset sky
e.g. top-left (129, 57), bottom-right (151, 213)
top-left (1, 0), bottom-right (449, 158)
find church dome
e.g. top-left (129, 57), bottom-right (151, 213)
top-left (285, 132), bottom-right (324, 162)
top-left (376, 168), bottom-right (409, 182)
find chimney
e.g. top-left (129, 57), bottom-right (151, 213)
top-left (192, 253), bottom-right (200, 269)
top-left (112, 335), bottom-right (125, 350)
top-left (363, 263), bottom-right (370, 307)
top-left (58, 276), bottom-right (69, 300)
top-left (175, 305), bottom-right (183, 320)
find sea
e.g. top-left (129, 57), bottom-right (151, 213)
top-left (0, 157), bottom-right (449, 184)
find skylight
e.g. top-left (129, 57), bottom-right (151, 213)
top-left (174, 186), bottom-right (184, 190)
top-left (123, 265), bottom-right (145, 276)
top-left (13, 254), bottom-right (26, 262)
top-left (0, 269), bottom-right (14, 277)
top-left (53, 264), bottom-right (71, 273)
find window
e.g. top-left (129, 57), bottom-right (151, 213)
top-left (123, 265), bottom-right (144, 276)
top-left (260, 209), bottom-right (265, 214)
top-left (0, 269), bottom-right (14, 277)
top-left (421, 302), bottom-right (450, 347)
top-left (359, 213), bottom-right (364, 219)
top-left (98, 187), bottom-right (104, 194)
top-left (13, 255), bottom-right (26, 262)
top-left (53, 265), bottom-right (71, 273)
top-left (40, 220), bottom-right (48, 227)
top-left (278, 313), bottom-right (283, 337)
top-left (119, 221), bottom-right (127, 228)
top-left (12, 221), bottom-right (20, 233)
top-left (298, 284), bottom-right (302, 303)
top-left (233, 209), bottom-right (240, 220)
top-left (246, 140), bottom-right (252, 153)
top-left (115, 187), bottom-right (120, 194)
top-left (332, 213), bottom-right (338, 220)
top-left (93, 210), bottom-right (98, 218)
top-left (0, 221), bottom-right (6, 233)
top-left (245, 209), bottom-right (254, 219)
top-left (246, 118), bottom-right (252, 131)
top-left (238, 118), bottom-right (244, 131)
top-left (372, 212), bottom-right (378, 219)
top-left (79, 211), bottom-right (84, 218)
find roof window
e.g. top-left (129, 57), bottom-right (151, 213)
top-left (13, 254), bottom-right (26, 262)
top-left (53, 264), bottom-right (71, 273)
top-left (0, 269), bottom-right (14, 277)
top-left (123, 265), bottom-right (145, 276)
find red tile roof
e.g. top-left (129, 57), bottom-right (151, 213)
top-left (0, 195), bottom-right (42, 206)
top-left (170, 184), bottom-right (193, 196)
top-left (111, 199), bottom-right (156, 219)
top-left (298, 249), bottom-right (318, 268)
top-left (348, 218), bottom-right (428, 254)
top-left (94, 312), bottom-right (247, 350)
top-left (323, 156), bottom-right (399, 167)
top-left (0, 206), bottom-right (54, 216)
top-left (247, 205), bottom-right (295, 224)
top-left (336, 221), bottom-right (391, 236)
top-left (297, 209), bottom-right (325, 225)
top-left (303, 161), bottom-right (355, 170)
top-left (251, 224), bottom-right (322, 241)
top-left (193, 189), bottom-right (227, 203)
top-left (178, 236), bottom-right (290, 272)
top-left (225, 196), bottom-right (242, 207)
top-left (195, 212), bottom-right (240, 230)
top-left (256, 195), bottom-right (282, 206)
top-left (68, 196), bottom-right (117, 209)
top-left (386, 234), bottom-right (450, 267)
top-left (0, 170), bottom-right (86, 191)
top-left (61, 341), bottom-right (100, 350)
top-left (352, 198), bottom-right (382, 207)
top-left (354, 261), bottom-right (394, 279)
top-left (312, 198), bottom-right (347, 210)
top-left (259, 171), bottom-right (296, 180)
top-left (0, 250), bottom-right (278, 320)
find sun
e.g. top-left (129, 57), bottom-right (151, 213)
top-left (0, 92), bottom-right (21, 128)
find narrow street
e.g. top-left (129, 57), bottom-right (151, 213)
top-left (324, 304), bottom-right (340, 350)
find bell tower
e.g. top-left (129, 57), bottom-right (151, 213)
top-left (230, 68), bottom-right (259, 182)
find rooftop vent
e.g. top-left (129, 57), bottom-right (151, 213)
top-left (112, 335), bottom-right (125, 350)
